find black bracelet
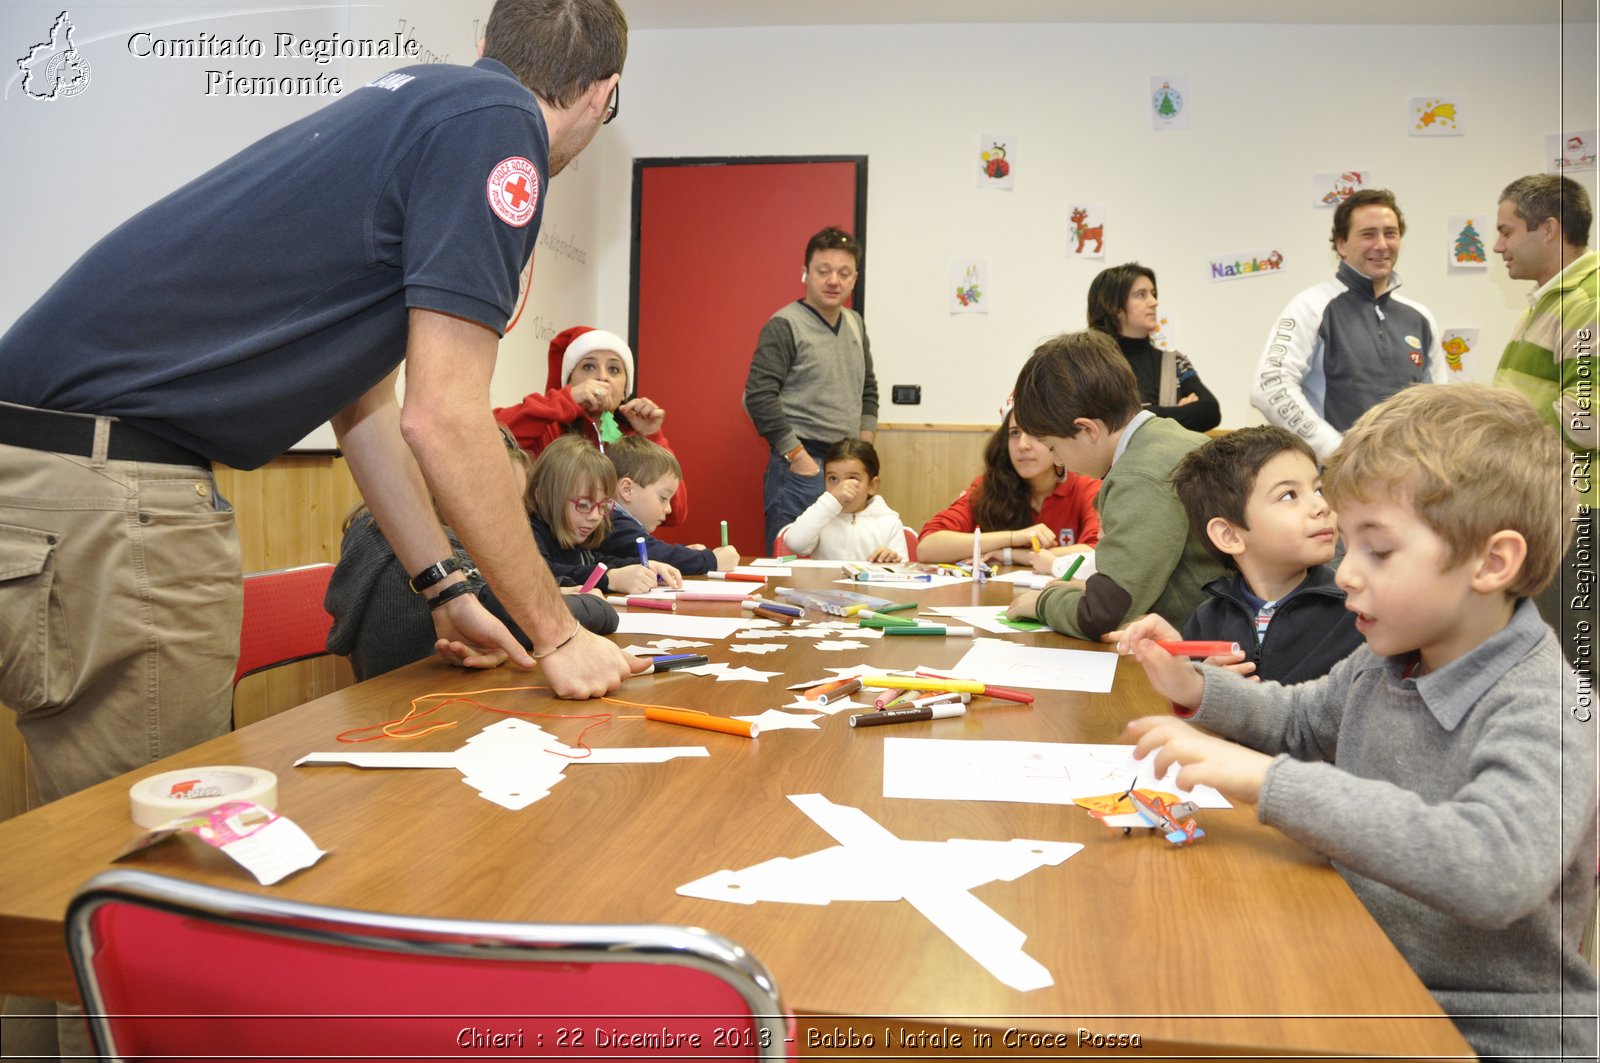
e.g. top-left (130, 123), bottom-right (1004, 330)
top-left (410, 556), bottom-right (462, 594)
top-left (533, 621), bottom-right (582, 660)
top-left (426, 580), bottom-right (477, 611)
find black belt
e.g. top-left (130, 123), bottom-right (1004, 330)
top-left (0, 404), bottom-right (209, 468)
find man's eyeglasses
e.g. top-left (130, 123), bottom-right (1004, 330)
top-left (603, 81), bottom-right (619, 125)
top-left (568, 496), bottom-right (616, 516)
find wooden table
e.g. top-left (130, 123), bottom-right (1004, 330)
top-left (0, 568), bottom-right (1471, 1059)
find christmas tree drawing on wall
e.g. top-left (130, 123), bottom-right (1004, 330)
top-left (1157, 87), bottom-right (1178, 117)
top-left (1454, 219), bottom-right (1486, 263)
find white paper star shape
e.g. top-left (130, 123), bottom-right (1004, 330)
top-left (814, 640), bottom-right (869, 652)
top-left (678, 662), bottom-right (783, 683)
top-left (730, 643), bottom-right (787, 655)
top-left (785, 696), bottom-right (867, 715)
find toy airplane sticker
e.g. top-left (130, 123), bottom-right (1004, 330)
top-left (1074, 784), bottom-right (1206, 845)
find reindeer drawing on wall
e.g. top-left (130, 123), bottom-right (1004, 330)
top-left (1070, 208), bottom-right (1103, 255)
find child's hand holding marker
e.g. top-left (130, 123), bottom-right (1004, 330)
top-left (1116, 617), bottom-right (1206, 709)
top-left (607, 565), bottom-right (662, 594)
top-left (1114, 614), bottom-right (1257, 679)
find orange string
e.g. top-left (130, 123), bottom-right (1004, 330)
top-left (334, 683), bottom-right (717, 758)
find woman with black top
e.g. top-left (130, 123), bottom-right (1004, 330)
top-left (1087, 262), bottom-right (1221, 432)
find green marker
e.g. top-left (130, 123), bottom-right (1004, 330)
top-left (879, 601), bottom-right (917, 614)
top-left (775, 554), bottom-right (799, 563)
top-left (1061, 554), bottom-right (1085, 581)
top-left (858, 613), bottom-right (921, 628)
top-left (883, 625), bottom-right (976, 637)
top-left (720, 520), bottom-right (729, 548)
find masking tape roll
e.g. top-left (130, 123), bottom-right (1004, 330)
top-left (129, 766), bottom-right (278, 828)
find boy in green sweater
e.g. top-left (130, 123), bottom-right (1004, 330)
top-left (1007, 331), bottom-right (1224, 640)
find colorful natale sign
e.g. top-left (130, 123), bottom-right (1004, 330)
top-left (1208, 248), bottom-right (1285, 282)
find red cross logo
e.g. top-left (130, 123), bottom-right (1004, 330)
top-left (503, 174), bottom-right (531, 209)
top-left (486, 157), bottom-right (539, 227)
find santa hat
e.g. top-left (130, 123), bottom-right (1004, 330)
top-left (546, 326), bottom-right (634, 398)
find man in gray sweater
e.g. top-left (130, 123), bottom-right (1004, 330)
top-left (743, 227), bottom-right (879, 552)
top-left (1121, 384), bottom-right (1597, 1062)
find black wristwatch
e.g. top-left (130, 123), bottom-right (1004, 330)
top-left (409, 556), bottom-right (462, 594)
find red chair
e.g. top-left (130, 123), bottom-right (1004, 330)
top-left (66, 868), bottom-right (794, 1061)
top-left (233, 563), bottom-right (336, 686)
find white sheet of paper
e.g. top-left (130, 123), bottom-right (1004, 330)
top-left (733, 709), bottom-right (822, 731)
top-left (881, 737), bottom-right (1230, 808)
top-left (613, 614), bottom-right (758, 639)
top-left (634, 580), bottom-right (758, 600)
top-left (950, 637), bottom-right (1116, 693)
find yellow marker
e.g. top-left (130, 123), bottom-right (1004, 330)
top-left (860, 675), bottom-right (984, 694)
top-left (1030, 533), bottom-right (1040, 552)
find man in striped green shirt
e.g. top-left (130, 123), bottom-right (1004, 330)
top-left (1493, 173), bottom-right (1595, 676)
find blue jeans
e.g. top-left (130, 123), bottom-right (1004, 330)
top-left (763, 442), bottom-right (828, 554)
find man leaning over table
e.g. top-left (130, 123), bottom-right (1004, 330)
top-left (0, 0), bottom-right (643, 814)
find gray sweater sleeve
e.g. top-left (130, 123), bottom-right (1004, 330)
top-left (859, 320), bottom-right (879, 433)
top-left (743, 317), bottom-right (799, 453)
top-left (1192, 654), bottom-right (1589, 928)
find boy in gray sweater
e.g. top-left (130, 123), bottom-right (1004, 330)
top-left (1121, 384), bottom-right (1597, 1062)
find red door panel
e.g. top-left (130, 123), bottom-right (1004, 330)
top-left (632, 158), bottom-right (864, 553)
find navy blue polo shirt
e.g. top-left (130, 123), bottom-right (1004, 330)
top-left (0, 58), bottom-right (548, 469)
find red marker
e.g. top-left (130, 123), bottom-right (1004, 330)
top-left (707, 571), bottom-right (767, 583)
top-left (579, 563), bottom-right (607, 594)
top-left (1156, 640), bottom-right (1241, 658)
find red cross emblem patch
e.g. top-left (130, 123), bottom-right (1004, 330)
top-left (486, 156), bottom-right (539, 227)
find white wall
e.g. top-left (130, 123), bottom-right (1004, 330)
top-left (6, 9), bottom-right (1594, 432)
top-left (597, 19), bottom-right (1599, 428)
top-left (0, 0), bottom-right (606, 421)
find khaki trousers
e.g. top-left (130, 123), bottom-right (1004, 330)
top-left (0, 441), bottom-right (241, 805)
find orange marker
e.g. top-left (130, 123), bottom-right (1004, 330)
top-left (707, 571), bottom-right (767, 583)
top-left (644, 706), bottom-right (757, 738)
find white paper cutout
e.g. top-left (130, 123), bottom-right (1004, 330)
top-left (677, 662), bottom-right (784, 683)
top-left (881, 737), bottom-right (1230, 809)
top-left (729, 643), bottom-right (787, 655)
top-left (678, 794), bottom-right (1080, 992)
top-left (296, 718), bottom-right (707, 810)
top-left (785, 696), bottom-right (867, 716)
top-left (813, 639), bottom-right (869, 652)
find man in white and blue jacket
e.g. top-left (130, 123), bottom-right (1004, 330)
top-left (1250, 189), bottom-right (1449, 461)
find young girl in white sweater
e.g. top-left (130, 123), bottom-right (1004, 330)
top-left (780, 439), bottom-right (908, 561)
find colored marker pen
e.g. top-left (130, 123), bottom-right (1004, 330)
top-left (720, 520), bottom-right (729, 548)
top-left (909, 692), bottom-right (971, 708)
top-left (883, 625), bottom-right (976, 637)
top-left (1157, 640), bottom-right (1242, 658)
top-left (1061, 554), bottom-right (1085, 581)
top-left (972, 526), bottom-right (985, 583)
top-left (862, 675), bottom-right (984, 694)
top-left (644, 653), bottom-right (709, 672)
top-left (742, 600), bottom-right (803, 617)
top-left (850, 704), bottom-right (967, 728)
top-left (707, 572), bottom-right (767, 583)
top-left (817, 679), bottom-right (863, 705)
top-left (606, 595), bottom-right (676, 611)
top-left (774, 554), bottom-right (799, 563)
top-left (579, 563), bottom-right (607, 594)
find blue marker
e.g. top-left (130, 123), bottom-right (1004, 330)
top-left (637, 535), bottom-right (661, 583)
top-left (644, 653), bottom-right (709, 673)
